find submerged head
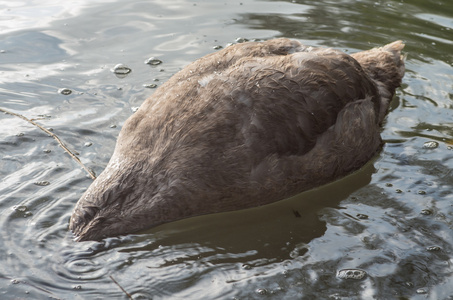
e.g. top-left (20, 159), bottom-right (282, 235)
top-left (70, 155), bottom-right (160, 241)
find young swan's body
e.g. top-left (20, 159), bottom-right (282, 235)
top-left (70, 38), bottom-right (405, 241)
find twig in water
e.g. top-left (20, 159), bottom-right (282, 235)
top-left (110, 275), bottom-right (133, 299)
top-left (0, 107), bottom-right (96, 180)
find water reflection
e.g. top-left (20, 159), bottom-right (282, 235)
top-left (47, 159), bottom-right (375, 299)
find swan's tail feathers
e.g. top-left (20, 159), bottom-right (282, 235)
top-left (383, 40), bottom-right (405, 52)
top-left (351, 41), bottom-right (406, 123)
top-left (382, 40), bottom-right (406, 79)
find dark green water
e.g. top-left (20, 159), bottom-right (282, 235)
top-left (0, 0), bottom-right (452, 299)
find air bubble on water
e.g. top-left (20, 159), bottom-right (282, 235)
top-left (11, 279), bottom-right (20, 284)
top-left (356, 213), bottom-right (369, 220)
top-left (34, 181), bottom-right (50, 186)
top-left (144, 57), bottom-right (163, 65)
top-left (84, 142), bottom-right (92, 147)
top-left (337, 269), bottom-right (367, 280)
top-left (420, 209), bottom-right (432, 215)
top-left (14, 205), bottom-right (27, 212)
top-left (58, 88), bottom-right (72, 95)
top-left (110, 125), bottom-right (117, 128)
top-left (423, 141), bottom-right (439, 149)
top-left (143, 83), bottom-right (157, 88)
top-left (256, 288), bottom-right (268, 295)
top-left (131, 107), bottom-right (139, 112)
top-left (111, 64), bottom-right (132, 77)
top-left (416, 288), bottom-right (428, 294)
top-left (241, 263), bottom-right (252, 270)
top-left (213, 45), bottom-right (223, 50)
top-left (427, 246), bottom-right (441, 251)
top-left (236, 37), bottom-right (249, 43)
top-left (418, 190), bottom-right (426, 195)
top-left (43, 149), bottom-right (51, 153)
top-left (395, 189), bottom-right (402, 193)
top-left (24, 211), bottom-right (32, 218)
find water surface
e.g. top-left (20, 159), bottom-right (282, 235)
top-left (1, 0), bottom-right (453, 299)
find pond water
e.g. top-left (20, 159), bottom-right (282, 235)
top-left (1, 0), bottom-right (453, 299)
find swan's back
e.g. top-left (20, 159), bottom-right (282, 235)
top-left (70, 38), bottom-right (405, 241)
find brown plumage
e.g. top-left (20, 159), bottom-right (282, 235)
top-left (70, 38), bottom-right (405, 241)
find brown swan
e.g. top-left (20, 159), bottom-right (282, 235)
top-left (70, 38), bottom-right (405, 241)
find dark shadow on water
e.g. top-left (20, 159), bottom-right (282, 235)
top-left (117, 156), bottom-right (377, 262)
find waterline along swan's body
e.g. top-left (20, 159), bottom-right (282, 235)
top-left (70, 38), bottom-right (405, 241)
